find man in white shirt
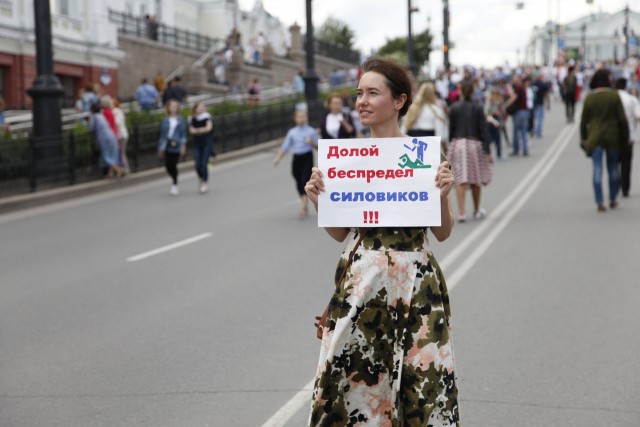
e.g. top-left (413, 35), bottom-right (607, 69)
top-left (615, 77), bottom-right (640, 197)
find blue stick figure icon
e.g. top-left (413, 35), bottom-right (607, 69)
top-left (403, 138), bottom-right (428, 162)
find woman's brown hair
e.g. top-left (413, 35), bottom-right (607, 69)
top-left (360, 58), bottom-right (413, 117)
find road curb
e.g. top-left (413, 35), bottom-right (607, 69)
top-left (0, 138), bottom-right (283, 214)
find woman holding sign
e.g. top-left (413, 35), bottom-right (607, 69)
top-left (305, 58), bottom-right (459, 426)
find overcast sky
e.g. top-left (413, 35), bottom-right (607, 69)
top-left (238, 0), bottom-right (630, 69)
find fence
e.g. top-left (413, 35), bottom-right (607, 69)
top-left (0, 98), bottom-right (325, 197)
top-left (108, 10), bottom-right (223, 53)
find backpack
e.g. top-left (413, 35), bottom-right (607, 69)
top-left (563, 75), bottom-right (576, 94)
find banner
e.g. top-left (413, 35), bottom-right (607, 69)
top-left (317, 136), bottom-right (441, 227)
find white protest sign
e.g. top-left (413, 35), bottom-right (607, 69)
top-left (317, 136), bottom-right (441, 227)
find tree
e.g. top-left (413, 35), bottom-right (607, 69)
top-left (316, 16), bottom-right (356, 50)
top-left (376, 29), bottom-right (433, 71)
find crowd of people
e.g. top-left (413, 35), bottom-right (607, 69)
top-left (400, 56), bottom-right (640, 216)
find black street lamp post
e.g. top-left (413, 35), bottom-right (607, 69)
top-left (27, 0), bottom-right (65, 177)
top-left (443, 0), bottom-right (450, 71)
top-left (407, 0), bottom-right (416, 74)
top-left (304, 0), bottom-right (319, 101)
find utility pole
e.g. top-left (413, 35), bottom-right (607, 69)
top-left (27, 0), bottom-right (64, 177)
top-left (443, 0), bottom-right (450, 71)
top-left (407, 0), bottom-right (416, 74)
top-left (304, 0), bottom-right (318, 101)
top-left (581, 23), bottom-right (587, 61)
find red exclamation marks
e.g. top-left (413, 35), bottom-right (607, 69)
top-left (363, 211), bottom-right (379, 224)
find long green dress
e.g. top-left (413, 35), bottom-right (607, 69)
top-left (309, 227), bottom-right (460, 427)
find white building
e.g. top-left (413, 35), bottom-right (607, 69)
top-left (525, 7), bottom-right (640, 66)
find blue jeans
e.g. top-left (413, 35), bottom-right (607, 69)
top-left (533, 104), bottom-right (545, 137)
top-left (488, 126), bottom-right (502, 157)
top-left (193, 140), bottom-right (213, 182)
top-left (512, 110), bottom-right (530, 155)
top-left (591, 146), bottom-right (620, 205)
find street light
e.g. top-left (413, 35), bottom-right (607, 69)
top-left (27, 0), bottom-right (64, 178)
top-left (303, 0), bottom-right (319, 101)
top-left (443, 0), bottom-right (450, 71)
top-left (407, 1), bottom-right (419, 75)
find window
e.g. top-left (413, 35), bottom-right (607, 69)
top-left (59, 0), bottom-right (69, 16)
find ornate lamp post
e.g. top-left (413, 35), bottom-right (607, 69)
top-left (304, 0), bottom-right (319, 101)
top-left (27, 0), bottom-right (64, 175)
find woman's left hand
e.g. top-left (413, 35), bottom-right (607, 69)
top-left (435, 161), bottom-right (454, 198)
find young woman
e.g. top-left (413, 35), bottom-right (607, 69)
top-left (273, 109), bottom-right (318, 219)
top-left (305, 58), bottom-right (459, 426)
top-left (88, 103), bottom-right (124, 179)
top-left (448, 82), bottom-right (493, 222)
top-left (188, 101), bottom-right (214, 194)
top-left (403, 81), bottom-right (449, 142)
top-left (158, 99), bottom-right (187, 196)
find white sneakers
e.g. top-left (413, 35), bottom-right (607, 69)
top-left (458, 208), bottom-right (487, 222)
top-left (170, 182), bottom-right (209, 196)
top-left (473, 208), bottom-right (487, 220)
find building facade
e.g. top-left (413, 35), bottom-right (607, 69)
top-left (525, 7), bottom-right (640, 66)
top-left (0, 0), bottom-right (287, 109)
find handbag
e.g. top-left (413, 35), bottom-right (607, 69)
top-left (314, 228), bottom-right (369, 339)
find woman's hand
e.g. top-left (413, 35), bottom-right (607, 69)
top-left (305, 167), bottom-right (325, 211)
top-left (435, 161), bottom-right (454, 199)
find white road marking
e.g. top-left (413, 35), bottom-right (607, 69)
top-left (260, 379), bottom-right (315, 427)
top-left (260, 123), bottom-right (578, 426)
top-left (126, 232), bottom-right (213, 262)
top-left (442, 124), bottom-right (577, 289)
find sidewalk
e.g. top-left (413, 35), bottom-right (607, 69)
top-left (0, 138), bottom-right (283, 214)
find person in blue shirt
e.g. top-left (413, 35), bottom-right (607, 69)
top-left (274, 108), bottom-right (319, 219)
top-left (136, 78), bottom-right (160, 111)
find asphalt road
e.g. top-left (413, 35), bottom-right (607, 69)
top-left (1, 100), bottom-right (639, 427)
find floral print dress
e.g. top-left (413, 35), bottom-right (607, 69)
top-left (310, 227), bottom-right (459, 427)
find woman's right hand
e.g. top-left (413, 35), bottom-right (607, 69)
top-left (305, 167), bottom-right (325, 210)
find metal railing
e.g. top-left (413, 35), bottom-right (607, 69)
top-left (0, 98), bottom-right (324, 197)
top-left (108, 9), bottom-right (223, 53)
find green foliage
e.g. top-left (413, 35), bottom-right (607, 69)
top-left (376, 29), bottom-right (433, 71)
top-left (316, 16), bottom-right (356, 50)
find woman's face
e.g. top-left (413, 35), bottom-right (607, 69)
top-left (195, 103), bottom-right (205, 114)
top-left (329, 97), bottom-right (343, 114)
top-left (356, 71), bottom-right (403, 128)
top-left (167, 101), bottom-right (179, 115)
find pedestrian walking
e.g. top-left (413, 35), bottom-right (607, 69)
top-left (579, 68), bottom-right (629, 212)
top-left (531, 73), bottom-right (551, 138)
top-left (158, 99), bottom-right (187, 196)
top-left (505, 74), bottom-right (531, 156)
top-left (615, 77), bottom-right (640, 198)
top-left (319, 93), bottom-right (356, 140)
top-left (448, 82), bottom-right (493, 222)
top-left (247, 78), bottom-right (261, 106)
top-left (273, 108), bottom-right (318, 219)
top-left (487, 87), bottom-right (506, 160)
top-left (304, 58), bottom-right (459, 426)
top-left (0, 97), bottom-right (10, 134)
top-left (562, 66), bottom-right (577, 123)
top-left (188, 101), bottom-right (214, 194)
top-left (112, 98), bottom-right (130, 173)
top-left (88, 104), bottom-right (124, 178)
